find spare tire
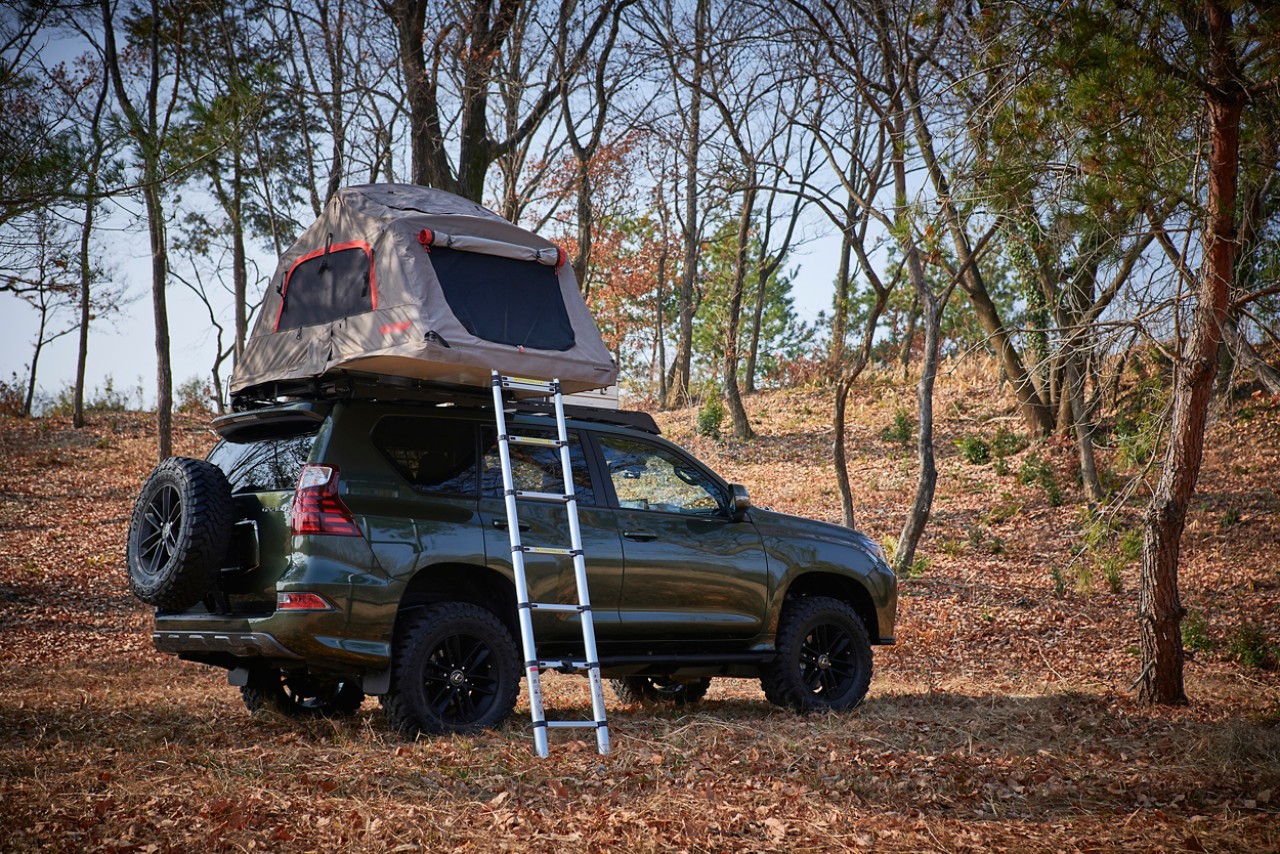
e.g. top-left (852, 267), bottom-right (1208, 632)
top-left (127, 456), bottom-right (235, 610)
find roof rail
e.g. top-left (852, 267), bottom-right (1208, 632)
top-left (230, 372), bottom-right (660, 434)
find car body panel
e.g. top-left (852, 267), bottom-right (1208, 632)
top-left (153, 397), bottom-right (897, 688)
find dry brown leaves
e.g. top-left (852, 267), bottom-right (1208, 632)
top-left (1, 372), bottom-right (1278, 852)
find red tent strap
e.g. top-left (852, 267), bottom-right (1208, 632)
top-left (555, 246), bottom-right (567, 274)
top-left (417, 228), bottom-right (434, 253)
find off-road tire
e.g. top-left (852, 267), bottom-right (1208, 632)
top-left (382, 603), bottom-right (520, 739)
top-left (761, 596), bottom-right (872, 712)
top-left (126, 457), bottom-right (234, 610)
top-left (241, 668), bottom-right (365, 718)
top-left (611, 676), bottom-right (712, 706)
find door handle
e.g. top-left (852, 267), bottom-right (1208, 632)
top-left (492, 519), bottom-right (531, 532)
top-left (623, 531), bottom-right (657, 542)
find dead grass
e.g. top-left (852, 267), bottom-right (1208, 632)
top-left (1, 371), bottom-right (1278, 852)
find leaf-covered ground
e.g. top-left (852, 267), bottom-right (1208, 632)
top-left (2, 370), bottom-right (1278, 852)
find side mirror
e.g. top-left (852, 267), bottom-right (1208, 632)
top-left (728, 483), bottom-right (752, 521)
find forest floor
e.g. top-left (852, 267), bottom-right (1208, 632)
top-left (2, 365), bottom-right (1279, 852)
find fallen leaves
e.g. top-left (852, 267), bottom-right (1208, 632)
top-left (1, 389), bottom-right (1278, 852)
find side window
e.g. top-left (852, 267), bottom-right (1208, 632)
top-left (481, 427), bottom-right (595, 505)
top-left (371, 416), bottom-right (479, 495)
top-left (208, 433), bottom-right (317, 493)
top-left (597, 436), bottom-right (724, 516)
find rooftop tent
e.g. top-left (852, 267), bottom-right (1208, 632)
top-left (230, 184), bottom-right (617, 400)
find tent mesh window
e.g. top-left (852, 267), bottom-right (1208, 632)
top-left (276, 243), bottom-right (373, 331)
top-left (429, 246), bottom-right (575, 351)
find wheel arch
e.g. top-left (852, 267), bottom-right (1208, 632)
top-left (393, 561), bottom-right (518, 640)
top-left (780, 572), bottom-right (878, 640)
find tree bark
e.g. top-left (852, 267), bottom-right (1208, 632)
top-left (1138, 0), bottom-right (1243, 706)
top-left (74, 71), bottom-right (109, 429)
top-left (895, 283), bottom-right (941, 574)
top-left (724, 191), bottom-right (757, 440)
top-left (1224, 318), bottom-right (1280, 395)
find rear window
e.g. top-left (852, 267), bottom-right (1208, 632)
top-left (480, 426), bottom-right (595, 505)
top-left (209, 433), bottom-right (317, 493)
top-left (372, 416), bottom-right (479, 496)
top-left (429, 246), bottom-right (575, 351)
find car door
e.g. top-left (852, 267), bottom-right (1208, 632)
top-left (594, 433), bottom-right (769, 641)
top-left (477, 424), bottom-right (624, 642)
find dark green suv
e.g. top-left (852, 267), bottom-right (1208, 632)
top-left (128, 389), bottom-right (896, 738)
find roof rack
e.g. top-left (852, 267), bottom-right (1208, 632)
top-left (230, 372), bottom-right (660, 435)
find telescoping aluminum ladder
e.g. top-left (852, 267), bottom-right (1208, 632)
top-left (490, 372), bottom-right (610, 757)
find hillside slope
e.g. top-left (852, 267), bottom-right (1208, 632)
top-left (1, 372), bottom-right (1277, 852)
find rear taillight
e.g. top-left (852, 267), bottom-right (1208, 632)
top-left (291, 464), bottom-right (362, 537)
top-left (277, 592), bottom-right (336, 611)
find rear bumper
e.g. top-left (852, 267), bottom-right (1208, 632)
top-left (152, 607), bottom-right (391, 672)
top-left (152, 630), bottom-right (302, 659)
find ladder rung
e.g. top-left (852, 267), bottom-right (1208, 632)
top-left (518, 546), bottom-right (579, 556)
top-left (505, 435), bottom-right (564, 448)
top-left (498, 375), bottom-right (559, 393)
top-left (536, 660), bottom-right (591, 670)
top-left (512, 490), bottom-right (571, 503)
top-left (543, 720), bottom-right (607, 730)
top-left (524, 603), bottom-right (586, 613)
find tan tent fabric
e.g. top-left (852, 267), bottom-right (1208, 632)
top-left (230, 184), bottom-right (617, 398)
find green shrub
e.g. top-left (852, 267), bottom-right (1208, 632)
top-left (881, 408), bottom-right (915, 445)
top-left (696, 395), bottom-right (725, 439)
top-left (1100, 555), bottom-right (1124, 593)
top-left (1050, 564), bottom-right (1066, 597)
top-left (955, 434), bottom-right (991, 465)
top-left (992, 426), bottom-right (1028, 458)
top-left (1118, 528), bottom-right (1144, 561)
top-left (43, 375), bottom-right (142, 417)
top-left (1229, 625), bottom-right (1275, 670)
top-left (1182, 612), bottom-right (1213, 653)
top-left (176, 376), bottom-right (216, 415)
top-left (1019, 453), bottom-right (1063, 506)
top-left (0, 372), bottom-right (26, 417)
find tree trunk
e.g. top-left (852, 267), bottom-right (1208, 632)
top-left (145, 179), bottom-right (174, 460)
top-left (724, 191), bottom-right (756, 440)
top-left (900, 292), bottom-right (918, 380)
top-left (744, 256), bottom-right (767, 393)
top-left (833, 377), bottom-right (855, 528)
top-left (390, 0), bottom-right (453, 189)
top-left (656, 244), bottom-right (668, 403)
top-left (665, 0), bottom-right (707, 409)
top-left (573, 155), bottom-right (593, 296)
top-left (24, 307), bottom-right (46, 417)
top-left (895, 285), bottom-right (941, 574)
top-left (1224, 318), bottom-right (1280, 395)
top-left (829, 230), bottom-right (852, 370)
top-left (100, 0), bottom-right (172, 459)
top-left (74, 73), bottom-right (108, 429)
top-left (1066, 354), bottom-right (1103, 502)
top-left (1138, 0), bottom-right (1242, 706)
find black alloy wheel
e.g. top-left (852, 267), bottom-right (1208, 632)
top-left (126, 457), bottom-right (234, 610)
top-left (761, 595), bottom-right (872, 712)
top-left (383, 603), bottom-right (520, 738)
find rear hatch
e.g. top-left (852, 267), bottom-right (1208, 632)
top-left (205, 405), bottom-right (330, 613)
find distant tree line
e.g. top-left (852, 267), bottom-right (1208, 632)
top-left (2, 0), bottom-right (1277, 706)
